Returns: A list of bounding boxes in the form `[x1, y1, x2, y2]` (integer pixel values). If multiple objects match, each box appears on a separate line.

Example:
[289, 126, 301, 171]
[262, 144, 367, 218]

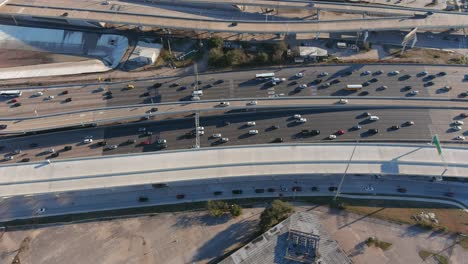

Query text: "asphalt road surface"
[1, 64, 467, 118]
[1, 107, 464, 164]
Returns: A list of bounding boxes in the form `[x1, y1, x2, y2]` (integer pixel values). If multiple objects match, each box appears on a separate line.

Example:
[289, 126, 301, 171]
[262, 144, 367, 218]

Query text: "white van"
[192, 90, 203, 96]
[368, 116, 380, 121]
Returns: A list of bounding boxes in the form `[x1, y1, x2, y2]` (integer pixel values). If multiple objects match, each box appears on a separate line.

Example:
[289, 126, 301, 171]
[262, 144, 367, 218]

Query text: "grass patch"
[365, 237, 393, 251]
[458, 235, 468, 250]
[419, 250, 448, 264]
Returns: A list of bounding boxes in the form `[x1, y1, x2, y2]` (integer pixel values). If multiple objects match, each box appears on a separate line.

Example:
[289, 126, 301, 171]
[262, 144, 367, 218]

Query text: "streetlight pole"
[334, 142, 359, 200]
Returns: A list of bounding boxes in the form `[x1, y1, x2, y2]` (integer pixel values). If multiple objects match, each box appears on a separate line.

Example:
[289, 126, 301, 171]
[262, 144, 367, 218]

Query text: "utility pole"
[195, 112, 200, 148]
[194, 63, 199, 91]
[334, 143, 358, 200]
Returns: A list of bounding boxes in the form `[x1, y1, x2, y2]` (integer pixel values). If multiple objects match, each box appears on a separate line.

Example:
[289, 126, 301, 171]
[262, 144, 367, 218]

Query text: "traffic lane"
[3, 64, 467, 118]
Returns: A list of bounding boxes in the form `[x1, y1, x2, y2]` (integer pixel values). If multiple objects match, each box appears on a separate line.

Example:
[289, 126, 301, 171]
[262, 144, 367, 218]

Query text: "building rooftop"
[220, 211, 351, 264]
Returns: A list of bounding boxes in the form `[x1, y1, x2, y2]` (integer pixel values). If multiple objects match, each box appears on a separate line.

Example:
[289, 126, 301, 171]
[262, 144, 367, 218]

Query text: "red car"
[336, 129, 346, 135]
[142, 139, 151, 145]
[292, 186, 302, 192]
[460, 113, 468, 118]
[9, 99, 18, 103]
[445, 192, 454, 197]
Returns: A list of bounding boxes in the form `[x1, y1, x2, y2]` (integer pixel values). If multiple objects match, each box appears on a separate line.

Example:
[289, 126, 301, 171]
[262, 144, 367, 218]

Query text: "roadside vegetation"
[365, 237, 393, 251]
[207, 200, 242, 218]
[418, 250, 449, 264]
[258, 200, 294, 232]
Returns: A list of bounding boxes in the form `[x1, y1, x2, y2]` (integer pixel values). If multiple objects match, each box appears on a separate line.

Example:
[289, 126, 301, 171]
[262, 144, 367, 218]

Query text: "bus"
[0, 90, 22, 97]
[255, 73, 275, 79]
[344, 84, 363, 91]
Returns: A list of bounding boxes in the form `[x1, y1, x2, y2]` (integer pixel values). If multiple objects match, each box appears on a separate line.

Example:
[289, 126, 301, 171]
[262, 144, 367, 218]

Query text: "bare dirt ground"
[1, 204, 467, 264]
[0, 49, 88, 68]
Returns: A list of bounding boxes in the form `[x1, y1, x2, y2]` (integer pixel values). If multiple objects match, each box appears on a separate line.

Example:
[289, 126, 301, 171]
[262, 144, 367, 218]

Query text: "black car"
[230, 22, 238, 27]
[153, 83, 162, 88]
[437, 71, 447, 76]
[368, 128, 379, 134]
[362, 81, 370, 87]
[142, 92, 150, 97]
[331, 79, 341, 84]
[13, 103, 21, 107]
[104, 91, 112, 96]
[343, 71, 353, 76]
[402, 85, 412, 91]
[369, 78, 378, 83]
[63, 146, 73, 151]
[51, 152, 60, 158]
[363, 112, 371, 117]
[311, 79, 322, 85]
[97, 141, 107, 146]
[144, 131, 153, 136]
[232, 189, 243, 194]
[289, 80, 298, 86]
[214, 80, 224, 85]
[20, 158, 30, 163]
[138, 196, 149, 202]
[150, 107, 158, 112]
[255, 189, 265, 193]
[390, 125, 400, 130]
[65, 97, 72, 102]
[0, 124, 7, 129]
[272, 137, 284, 143]
[197, 80, 202, 85]
[126, 139, 137, 144]
[424, 81, 434, 87]
[310, 129, 320, 136]
[213, 191, 223, 195]
[105, 94, 113, 99]
[328, 186, 338, 192]
[358, 91, 369, 96]
[399, 74, 411, 80]
[397, 187, 407, 193]
[169, 83, 179, 87]
[204, 84, 213, 89]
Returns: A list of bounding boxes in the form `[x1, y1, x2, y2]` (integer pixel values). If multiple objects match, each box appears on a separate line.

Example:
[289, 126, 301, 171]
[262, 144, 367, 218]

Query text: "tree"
[225, 49, 248, 66]
[207, 36, 224, 49]
[230, 204, 242, 217]
[208, 48, 226, 67]
[255, 52, 269, 64]
[207, 200, 229, 217]
[259, 200, 294, 232]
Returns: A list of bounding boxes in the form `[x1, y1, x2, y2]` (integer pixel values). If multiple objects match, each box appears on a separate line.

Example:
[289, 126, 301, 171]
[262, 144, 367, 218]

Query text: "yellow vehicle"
[127, 84, 135, 90]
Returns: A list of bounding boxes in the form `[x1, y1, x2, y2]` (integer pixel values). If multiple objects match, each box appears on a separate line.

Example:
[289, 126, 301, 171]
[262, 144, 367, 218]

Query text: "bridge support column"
[316, 9, 320, 20]
[316, 32, 320, 40]
[363, 30, 369, 43]
[410, 33, 418, 48]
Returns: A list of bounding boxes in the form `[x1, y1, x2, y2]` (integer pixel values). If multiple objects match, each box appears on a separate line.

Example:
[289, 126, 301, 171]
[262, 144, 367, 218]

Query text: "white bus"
[344, 84, 363, 91]
[255, 73, 275, 79]
[0, 90, 22, 97]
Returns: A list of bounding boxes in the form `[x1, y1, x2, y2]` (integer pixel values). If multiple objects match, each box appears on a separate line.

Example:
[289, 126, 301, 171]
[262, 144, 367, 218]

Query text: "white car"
[157, 139, 167, 144]
[247, 121, 256, 126]
[338, 99, 348, 104]
[219, 101, 230, 107]
[36, 208, 46, 214]
[453, 126, 462, 131]
[46, 95, 55, 100]
[319, 72, 329, 77]
[455, 135, 466, 140]
[45, 148, 55, 154]
[33, 92, 44, 97]
[390, 70, 400, 75]
[295, 72, 304, 78]
[410, 90, 419, 95]
[247, 101, 257, 106]
[4, 155, 13, 161]
[405, 121, 415, 126]
[83, 138, 93, 144]
[249, 130, 259, 135]
[191, 96, 201, 101]
[212, 133, 222, 138]
[197, 130, 205, 136]
[362, 70, 371, 75]
[281, 78, 286, 81]
[328, 135, 337, 140]
[364, 185, 375, 191]
[297, 118, 307, 123]
[454, 120, 464, 125]
[220, 137, 229, 143]
[138, 127, 146, 132]
[106, 145, 118, 150]
[299, 84, 307, 89]
[293, 114, 302, 119]
[197, 126, 205, 131]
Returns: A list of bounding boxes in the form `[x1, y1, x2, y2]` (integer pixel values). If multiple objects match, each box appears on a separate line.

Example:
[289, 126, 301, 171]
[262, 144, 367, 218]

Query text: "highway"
[2, 0, 468, 33]
[0, 174, 466, 222]
[0, 108, 465, 164]
[1, 64, 467, 119]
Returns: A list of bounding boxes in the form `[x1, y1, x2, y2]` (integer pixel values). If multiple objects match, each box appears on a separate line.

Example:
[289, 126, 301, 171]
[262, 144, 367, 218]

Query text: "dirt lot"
[0, 49, 88, 68]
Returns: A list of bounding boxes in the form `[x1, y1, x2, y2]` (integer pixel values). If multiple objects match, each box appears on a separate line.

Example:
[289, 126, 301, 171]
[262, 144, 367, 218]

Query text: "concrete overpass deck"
[0, 143, 466, 198]
[2, 0, 468, 33]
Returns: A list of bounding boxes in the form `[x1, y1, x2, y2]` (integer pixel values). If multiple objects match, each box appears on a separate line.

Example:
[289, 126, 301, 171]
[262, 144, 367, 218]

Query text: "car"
[144, 131, 153, 136]
[267, 188, 276, 192]
[378, 85, 388, 90]
[248, 130, 259, 135]
[61, 12, 69, 17]
[138, 127, 146, 132]
[97, 141, 107, 147]
[362, 70, 371, 75]
[219, 101, 230, 107]
[223, 121, 231, 126]
[213, 191, 223, 196]
[65, 97, 72, 102]
[319, 72, 329, 77]
[444, 192, 454, 197]
[45, 148, 55, 154]
[190, 95, 200, 101]
[369, 78, 378, 83]
[293, 114, 302, 119]
[169, 83, 179, 88]
[33, 91, 44, 97]
[343, 71, 353, 76]
[106, 145, 118, 150]
[63, 145, 73, 151]
[157, 139, 167, 145]
[46, 95, 55, 100]
[149, 107, 158, 113]
[0, 124, 7, 129]
[272, 137, 284, 143]
[247, 100, 257, 106]
[50, 152, 59, 158]
[230, 22, 238, 27]
[311, 79, 322, 85]
[362, 112, 371, 117]
[247, 121, 256, 126]
[153, 83, 162, 88]
[232, 190, 243, 195]
[13, 102, 21, 107]
[459, 92, 468, 97]
[292, 186, 302, 192]
[336, 129, 345, 135]
[419, 70, 428, 76]
[270, 125, 280, 130]
[301, 129, 310, 136]
[62, 90, 69, 95]
[142, 92, 150, 97]
[36, 208, 46, 214]
[214, 79, 224, 85]
[322, 82, 331, 88]
[402, 85, 412, 91]
[220, 137, 229, 143]
[362, 81, 370, 87]
[455, 135, 466, 140]
[391, 125, 400, 130]
[310, 129, 320, 135]
[83, 138, 93, 144]
[454, 120, 464, 125]
[126, 139, 136, 144]
[368, 128, 379, 134]
[331, 79, 341, 84]
[364, 185, 374, 192]
[20, 158, 30, 163]
[437, 71, 447, 76]
[4, 155, 13, 161]
[127, 84, 135, 90]
[368, 115, 380, 121]
[404, 121, 415, 126]
[295, 72, 304, 78]
[328, 135, 337, 140]
[297, 118, 307, 123]
[328, 186, 338, 192]
[352, 125, 362, 130]
[255, 189, 265, 193]
[9, 98, 18, 103]
[397, 187, 407, 193]
[197, 126, 205, 131]
[390, 70, 400, 75]
[212, 133, 222, 138]
[299, 84, 307, 89]
[176, 194, 185, 199]
[410, 90, 420, 95]
[138, 196, 149, 202]
[338, 99, 348, 104]
[12, 149, 21, 155]
[443, 85, 452, 91]
[400, 74, 411, 80]
[460, 113, 468, 118]
[204, 84, 213, 89]
[290, 81, 298, 86]
[424, 82, 434, 87]
[453, 126, 462, 131]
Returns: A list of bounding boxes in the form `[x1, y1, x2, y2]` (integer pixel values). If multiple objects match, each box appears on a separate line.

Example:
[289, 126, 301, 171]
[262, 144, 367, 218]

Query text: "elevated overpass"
[1, 0, 468, 33]
[0, 143, 466, 198]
